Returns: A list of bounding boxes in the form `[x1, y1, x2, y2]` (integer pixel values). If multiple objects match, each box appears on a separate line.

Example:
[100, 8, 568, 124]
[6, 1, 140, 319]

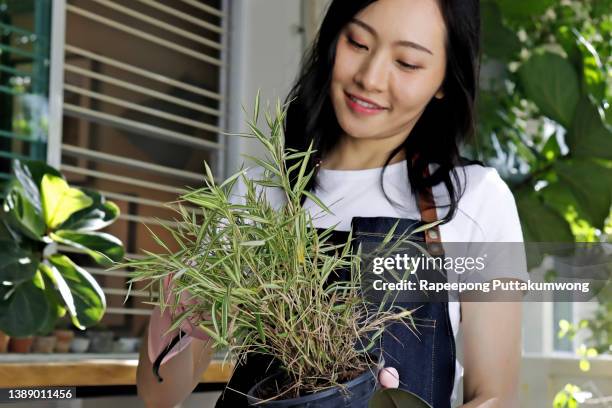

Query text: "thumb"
[378, 366, 400, 388]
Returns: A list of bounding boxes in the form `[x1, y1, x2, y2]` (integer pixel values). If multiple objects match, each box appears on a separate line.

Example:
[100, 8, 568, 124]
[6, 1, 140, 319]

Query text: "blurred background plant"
[475, 0, 611, 405]
[0, 159, 123, 337]
[476, 0, 611, 243]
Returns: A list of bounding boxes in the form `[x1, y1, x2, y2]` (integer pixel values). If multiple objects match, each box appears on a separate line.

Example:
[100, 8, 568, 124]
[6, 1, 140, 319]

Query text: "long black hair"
[284, 0, 483, 223]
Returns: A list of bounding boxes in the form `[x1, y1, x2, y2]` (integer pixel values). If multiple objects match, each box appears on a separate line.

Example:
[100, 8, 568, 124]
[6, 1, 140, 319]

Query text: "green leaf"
[566, 95, 612, 160]
[541, 133, 562, 162]
[0, 217, 19, 242]
[557, 27, 606, 102]
[481, 2, 521, 60]
[58, 188, 120, 232]
[0, 243, 39, 284]
[41, 174, 93, 230]
[12, 159, 42, 213]
[554, 160, 612, 229]
[515, 190, 573, 242]
[0, 270, 50, 337]
[539, 182, 580, 220]
[50, 230, 124, 267]
[556, 26, 583, 69]
[553, 390, 568, 408]
[369, 388, 432, 408]
[495, 0, 555, 22]
[591, 0, 612, 18]
[517, 52, 580, 127]
[15, 159, 64, 190]
[2, 181, 46, 240]
[575, 33, 606, 102]
[36, 273, 67, 335]
[39, 262, 78, 326]
[47, 254, 106, 328]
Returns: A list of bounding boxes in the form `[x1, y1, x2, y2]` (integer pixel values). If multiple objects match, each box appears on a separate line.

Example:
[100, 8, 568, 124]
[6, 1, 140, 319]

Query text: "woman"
[137, 0, 524, 407]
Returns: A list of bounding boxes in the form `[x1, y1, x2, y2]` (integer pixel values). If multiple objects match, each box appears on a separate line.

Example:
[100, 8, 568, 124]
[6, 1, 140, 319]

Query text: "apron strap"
[416, 164, 444, 257]
[417, 162, 460, 321]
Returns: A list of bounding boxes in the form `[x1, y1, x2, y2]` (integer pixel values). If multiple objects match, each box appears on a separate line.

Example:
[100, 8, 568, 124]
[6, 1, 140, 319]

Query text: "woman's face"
[330, 0, 447, 143]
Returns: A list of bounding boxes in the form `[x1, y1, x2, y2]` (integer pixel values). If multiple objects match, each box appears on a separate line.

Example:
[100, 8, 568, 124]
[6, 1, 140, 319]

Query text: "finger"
[378, 366, 400, 388]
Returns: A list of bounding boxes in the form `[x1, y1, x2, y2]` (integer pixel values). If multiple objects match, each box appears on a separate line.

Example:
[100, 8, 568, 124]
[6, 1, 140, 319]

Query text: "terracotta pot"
[9, 337, 34, 353]
[32, 336, 57, 353]
[0, 331, 10, 353]
[70, 337, 90, 353]
[54, 329, 75, 353]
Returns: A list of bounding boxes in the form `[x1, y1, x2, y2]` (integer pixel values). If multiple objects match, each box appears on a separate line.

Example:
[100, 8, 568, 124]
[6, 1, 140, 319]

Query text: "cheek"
[332, 43, 358, 84]
[391, 69, 444, 109]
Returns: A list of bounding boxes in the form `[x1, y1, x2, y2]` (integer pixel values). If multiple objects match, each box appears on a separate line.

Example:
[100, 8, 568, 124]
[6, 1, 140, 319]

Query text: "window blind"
[57, 0, 228, 334]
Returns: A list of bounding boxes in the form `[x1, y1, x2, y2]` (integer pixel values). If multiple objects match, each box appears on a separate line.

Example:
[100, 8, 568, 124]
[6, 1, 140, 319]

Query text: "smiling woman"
[140, 1, 525, 407]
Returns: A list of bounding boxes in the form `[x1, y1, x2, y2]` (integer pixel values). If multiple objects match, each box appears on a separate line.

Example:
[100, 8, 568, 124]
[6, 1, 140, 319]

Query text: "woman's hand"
[378, 366, 400, 388]
[148, 273, 210, 367]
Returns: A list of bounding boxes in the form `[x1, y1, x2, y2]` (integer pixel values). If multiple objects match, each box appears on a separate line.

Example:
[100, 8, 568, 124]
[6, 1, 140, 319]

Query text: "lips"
[344, 91, 388, 115]
[345, 92, 387, 109]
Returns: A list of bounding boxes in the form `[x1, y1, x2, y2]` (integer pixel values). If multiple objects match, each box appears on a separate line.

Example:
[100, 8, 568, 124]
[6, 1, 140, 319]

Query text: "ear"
[434, 87, 444, 99]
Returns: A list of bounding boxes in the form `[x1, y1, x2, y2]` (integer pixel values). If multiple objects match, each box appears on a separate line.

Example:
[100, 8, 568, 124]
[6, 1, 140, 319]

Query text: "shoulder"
[460, 164, 515, 203]
[433, 163, 515, 210]
[436, 164, 523, 242]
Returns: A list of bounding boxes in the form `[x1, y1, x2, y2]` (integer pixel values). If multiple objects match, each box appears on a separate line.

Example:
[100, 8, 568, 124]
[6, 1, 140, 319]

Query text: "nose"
[353, 52, 388, 93]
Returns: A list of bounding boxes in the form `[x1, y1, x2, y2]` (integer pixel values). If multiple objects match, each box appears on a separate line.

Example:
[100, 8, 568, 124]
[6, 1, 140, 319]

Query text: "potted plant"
[0, 330, 9, 353]
[121, 99, 432, 407]
[8, 336, 34, 353]
[0, 160, 123, 339]
[53, 319, 75, 353]
[70, 331, 91, 353]
[113, 336, 140, 353]
[87, 323, 114, 353]
[32, 329, 57, 353]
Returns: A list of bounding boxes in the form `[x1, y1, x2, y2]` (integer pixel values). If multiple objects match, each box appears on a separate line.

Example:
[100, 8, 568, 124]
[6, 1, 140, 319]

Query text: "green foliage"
[0, 160, 122, 336]
[480, 0, 611, 355]
[478, 3, 611, 405]
[517, 52, 580, 127]
[553, 384, 582, 408]
[478, 0, 612, 242]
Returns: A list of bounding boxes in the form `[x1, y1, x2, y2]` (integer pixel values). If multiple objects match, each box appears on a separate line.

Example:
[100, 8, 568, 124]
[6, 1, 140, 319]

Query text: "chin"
[337, 118, 379, 140]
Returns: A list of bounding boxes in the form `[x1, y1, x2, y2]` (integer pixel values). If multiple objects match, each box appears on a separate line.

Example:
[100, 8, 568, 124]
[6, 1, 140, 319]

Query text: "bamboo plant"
[121, 97, 433, 402]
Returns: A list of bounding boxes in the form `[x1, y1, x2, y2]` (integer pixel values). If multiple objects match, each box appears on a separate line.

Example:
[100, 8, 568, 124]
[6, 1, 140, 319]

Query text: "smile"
[344, 92, 388, 115]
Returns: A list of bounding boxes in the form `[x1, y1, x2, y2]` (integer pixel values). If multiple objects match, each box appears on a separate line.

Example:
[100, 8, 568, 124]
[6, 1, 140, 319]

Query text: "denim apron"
[348, 216, 456, 408]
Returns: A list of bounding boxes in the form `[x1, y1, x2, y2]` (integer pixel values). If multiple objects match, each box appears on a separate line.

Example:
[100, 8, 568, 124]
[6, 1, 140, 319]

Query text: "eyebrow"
[349, 18, 434, 56]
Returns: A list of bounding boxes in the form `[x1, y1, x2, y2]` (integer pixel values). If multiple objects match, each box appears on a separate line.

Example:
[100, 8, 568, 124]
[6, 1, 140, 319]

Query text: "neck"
[321, 135, 406, 170]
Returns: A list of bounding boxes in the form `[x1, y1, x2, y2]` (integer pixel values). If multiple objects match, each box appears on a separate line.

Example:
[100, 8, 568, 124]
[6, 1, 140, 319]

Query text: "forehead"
[352, 0, 447, 51]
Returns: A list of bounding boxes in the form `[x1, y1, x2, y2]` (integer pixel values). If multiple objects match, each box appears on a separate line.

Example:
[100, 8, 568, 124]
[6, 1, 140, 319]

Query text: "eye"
[397, 60, 420, 71]
[347, 36, 368, 51]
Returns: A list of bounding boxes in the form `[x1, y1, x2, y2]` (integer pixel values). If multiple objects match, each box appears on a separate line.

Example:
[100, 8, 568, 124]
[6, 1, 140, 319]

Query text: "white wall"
[225, 0, 305, 176]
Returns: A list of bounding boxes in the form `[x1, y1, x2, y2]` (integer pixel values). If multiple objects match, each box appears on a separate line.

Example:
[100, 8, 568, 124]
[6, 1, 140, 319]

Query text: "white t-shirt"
[232, 159, 527, 404]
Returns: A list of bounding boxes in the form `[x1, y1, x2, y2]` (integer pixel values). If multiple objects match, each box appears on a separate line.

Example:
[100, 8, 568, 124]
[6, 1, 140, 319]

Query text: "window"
[0, 0, 51, 189]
